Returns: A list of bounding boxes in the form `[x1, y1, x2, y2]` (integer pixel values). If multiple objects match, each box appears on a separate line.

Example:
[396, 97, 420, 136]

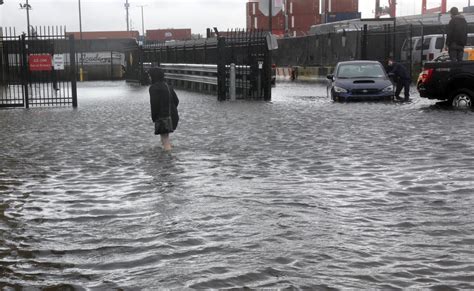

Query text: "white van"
[401, 33, 474, 63]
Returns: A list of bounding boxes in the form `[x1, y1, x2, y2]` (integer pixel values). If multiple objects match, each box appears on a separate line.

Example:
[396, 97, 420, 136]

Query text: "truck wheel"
[450, 89, 473, 109]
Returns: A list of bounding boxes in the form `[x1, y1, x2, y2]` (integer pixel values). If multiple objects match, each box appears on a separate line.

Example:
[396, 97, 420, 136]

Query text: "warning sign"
[53, 54, 65, 70]
[29, 55, 52, 71]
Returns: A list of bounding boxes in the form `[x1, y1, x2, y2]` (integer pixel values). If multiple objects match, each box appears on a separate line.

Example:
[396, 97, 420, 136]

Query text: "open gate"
[127, 29, 274, 101]
[0, 27, 77, 108]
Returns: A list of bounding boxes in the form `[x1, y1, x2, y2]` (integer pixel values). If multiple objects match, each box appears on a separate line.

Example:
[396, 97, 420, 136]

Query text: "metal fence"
[0, 27, 77, 108]
[126, 29, 272, 101]
[274, 21, 474, 75]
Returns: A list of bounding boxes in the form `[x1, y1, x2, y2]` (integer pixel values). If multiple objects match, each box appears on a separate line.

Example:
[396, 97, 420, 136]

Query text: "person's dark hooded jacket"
[388, 62, 411, 81]
[149, 69, 179, 131]
[447, 14, 468, 47]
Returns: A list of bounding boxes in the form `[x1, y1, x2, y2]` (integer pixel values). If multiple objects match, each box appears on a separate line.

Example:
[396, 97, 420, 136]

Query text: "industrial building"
[246, 0, 359, 36]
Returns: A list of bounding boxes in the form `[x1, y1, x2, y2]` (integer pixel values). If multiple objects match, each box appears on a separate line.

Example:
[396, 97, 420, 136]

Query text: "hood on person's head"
[450, 7, 459, 17]
[149, 68, 165, 83]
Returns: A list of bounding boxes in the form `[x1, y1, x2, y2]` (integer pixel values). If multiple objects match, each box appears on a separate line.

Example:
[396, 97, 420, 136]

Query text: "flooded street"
[1, 80, 473, 289]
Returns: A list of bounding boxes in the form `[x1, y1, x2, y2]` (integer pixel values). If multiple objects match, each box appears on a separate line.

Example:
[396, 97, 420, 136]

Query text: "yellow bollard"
[79, 67, 84, 82]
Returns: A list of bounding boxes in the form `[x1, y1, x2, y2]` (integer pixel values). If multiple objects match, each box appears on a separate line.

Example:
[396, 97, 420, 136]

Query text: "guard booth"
[0, 27, 77, 108]
[126, 29, 275, 101]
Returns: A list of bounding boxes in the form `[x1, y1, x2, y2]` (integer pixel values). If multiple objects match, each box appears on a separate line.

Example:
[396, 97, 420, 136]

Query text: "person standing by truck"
[446, 7, 468, 62]
[387, 58, 411, 102]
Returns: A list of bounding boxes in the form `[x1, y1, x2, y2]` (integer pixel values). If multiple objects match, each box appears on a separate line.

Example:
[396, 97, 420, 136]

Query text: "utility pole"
[78, 0, 84, 81]
[269, 0, 272, 33]
[20, 0, 32, 36]
[125, 0, 130, 31]
[26, 0, 30, 36]
[141, 5, 144, 37]
[284, 0, 288, 35]
[137, 5, 146, 41]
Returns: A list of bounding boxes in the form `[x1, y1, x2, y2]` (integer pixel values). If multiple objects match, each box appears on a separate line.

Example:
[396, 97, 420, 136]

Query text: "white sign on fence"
[53, 54, 65, 70]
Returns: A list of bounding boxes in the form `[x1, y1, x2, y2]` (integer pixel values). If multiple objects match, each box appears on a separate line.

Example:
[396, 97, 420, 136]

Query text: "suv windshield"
[337, 63, 386, 79]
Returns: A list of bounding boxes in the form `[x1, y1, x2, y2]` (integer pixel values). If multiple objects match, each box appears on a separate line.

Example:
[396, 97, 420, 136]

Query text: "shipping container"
[68, 31, 139, 40]
[287, 0, 319, 15]
[321, 0, 358, 13]
[324, 12, 361, 23]
[464, 6, 474, 13]
[146, 29, 192, 42]
[247, 0, 321, 36]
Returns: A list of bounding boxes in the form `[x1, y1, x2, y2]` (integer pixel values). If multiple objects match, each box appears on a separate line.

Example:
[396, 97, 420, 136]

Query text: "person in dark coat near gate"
[149, 68, 179, 151]
[446, 7, 468, 62]
[387, 58, 411, 102]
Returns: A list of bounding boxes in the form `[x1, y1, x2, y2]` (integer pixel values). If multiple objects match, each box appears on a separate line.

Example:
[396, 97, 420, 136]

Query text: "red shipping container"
[288, 0, 319, 16]
[146, 29, 192, 42]
[247, 0, 321, 34]
[68, 31, 139, 40]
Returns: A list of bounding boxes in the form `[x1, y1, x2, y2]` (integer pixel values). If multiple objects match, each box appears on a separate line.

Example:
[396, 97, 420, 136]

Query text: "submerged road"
[0, 80, 473, 289]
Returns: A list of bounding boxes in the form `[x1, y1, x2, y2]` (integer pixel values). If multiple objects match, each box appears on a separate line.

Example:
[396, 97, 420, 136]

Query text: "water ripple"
[0, 81, 473, 289]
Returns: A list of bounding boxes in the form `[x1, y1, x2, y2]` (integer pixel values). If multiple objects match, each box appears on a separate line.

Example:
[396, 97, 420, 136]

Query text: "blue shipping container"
[324, 12, 361, 23]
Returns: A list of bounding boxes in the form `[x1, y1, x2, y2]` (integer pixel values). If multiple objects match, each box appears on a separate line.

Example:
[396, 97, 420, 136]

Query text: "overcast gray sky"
[0, 0, 470, 36]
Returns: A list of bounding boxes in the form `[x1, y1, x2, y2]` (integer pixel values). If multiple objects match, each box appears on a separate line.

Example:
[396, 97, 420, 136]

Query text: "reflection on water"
[1, 81, 473, 289]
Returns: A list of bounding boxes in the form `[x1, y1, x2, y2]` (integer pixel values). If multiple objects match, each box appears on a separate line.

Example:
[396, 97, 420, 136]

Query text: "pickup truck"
[417, 61, 474, 108]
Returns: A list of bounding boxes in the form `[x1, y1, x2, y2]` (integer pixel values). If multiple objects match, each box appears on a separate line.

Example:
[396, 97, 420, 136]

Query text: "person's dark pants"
[395, 79, 411, 101]
[449, 44, 464, 61]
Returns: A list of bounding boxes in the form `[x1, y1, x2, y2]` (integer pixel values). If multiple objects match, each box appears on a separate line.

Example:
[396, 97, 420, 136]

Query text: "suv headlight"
[334, 86, 348, 93]
[383, 85, 394, 92]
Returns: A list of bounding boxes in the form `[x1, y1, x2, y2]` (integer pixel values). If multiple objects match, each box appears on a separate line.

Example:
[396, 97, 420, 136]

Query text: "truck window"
[416, 38, 431, 50]
[435, 37, 445, 49]
[401, 40, 409, 51]
[402, 38, 419, 51]
[467, 36, 474, 46]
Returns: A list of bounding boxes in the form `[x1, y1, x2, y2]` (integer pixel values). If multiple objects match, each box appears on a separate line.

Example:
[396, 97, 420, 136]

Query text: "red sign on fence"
[29, 55, 52, 71]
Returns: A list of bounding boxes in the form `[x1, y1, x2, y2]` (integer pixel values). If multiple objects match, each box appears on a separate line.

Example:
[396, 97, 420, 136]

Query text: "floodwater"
[1, 80, 473, 290]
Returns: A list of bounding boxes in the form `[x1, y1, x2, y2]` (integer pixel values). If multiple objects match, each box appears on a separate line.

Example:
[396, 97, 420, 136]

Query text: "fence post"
[420, 23, 424, 65]
[20, 33, 29, 108]
[393, 18, 397, 59]
[217, 36, 226, 101]
[69, 34, 78, 107]
[361, 24, 368, 60]
[409, 24, 413, 79]
[264, 44, 272, 101]
[230, 63, 236, 101]
[110, 51, 114, 80]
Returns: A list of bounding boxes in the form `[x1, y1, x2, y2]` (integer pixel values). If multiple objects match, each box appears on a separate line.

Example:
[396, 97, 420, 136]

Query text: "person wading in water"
[149, 68, 179, 151]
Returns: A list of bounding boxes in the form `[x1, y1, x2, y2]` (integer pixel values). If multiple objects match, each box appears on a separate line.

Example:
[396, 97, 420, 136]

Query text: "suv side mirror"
[327, 74, 334, 80]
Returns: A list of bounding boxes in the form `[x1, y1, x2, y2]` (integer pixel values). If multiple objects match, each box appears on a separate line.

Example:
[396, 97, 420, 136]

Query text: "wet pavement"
[1, 80, 473, 289]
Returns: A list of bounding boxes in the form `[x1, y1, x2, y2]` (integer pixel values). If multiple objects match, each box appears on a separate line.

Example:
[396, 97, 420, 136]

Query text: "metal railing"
[157, 63, 252, 100]
[161, 63, 218, 86]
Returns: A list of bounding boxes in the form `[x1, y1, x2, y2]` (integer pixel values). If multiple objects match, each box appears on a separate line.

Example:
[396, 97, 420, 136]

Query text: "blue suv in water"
[327, 61, 394, 102]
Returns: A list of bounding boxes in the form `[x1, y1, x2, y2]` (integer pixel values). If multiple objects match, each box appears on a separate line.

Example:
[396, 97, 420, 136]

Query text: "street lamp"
[137, 4, 147, 43]
[19, 0, 32, 36]
[125, 0, 130, 31]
